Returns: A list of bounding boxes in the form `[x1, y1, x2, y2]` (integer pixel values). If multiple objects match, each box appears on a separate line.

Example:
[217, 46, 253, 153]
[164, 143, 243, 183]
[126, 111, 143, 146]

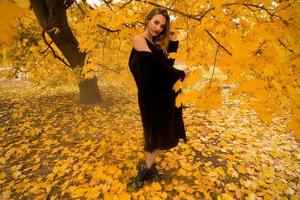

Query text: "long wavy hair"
[144, 8, 170, 53]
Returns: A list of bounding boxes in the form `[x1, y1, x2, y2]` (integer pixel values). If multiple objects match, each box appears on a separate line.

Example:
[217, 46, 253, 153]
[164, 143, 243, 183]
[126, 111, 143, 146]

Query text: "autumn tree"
[72, 0, 299, 138]
[1, 0, 299, 137]
[26, 0, 101, 103]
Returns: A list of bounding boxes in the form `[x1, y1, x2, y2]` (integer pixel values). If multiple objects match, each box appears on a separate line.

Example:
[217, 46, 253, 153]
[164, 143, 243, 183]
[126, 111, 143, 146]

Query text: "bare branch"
[205, 29, 232, 56]
[278, 38, 296, 55]
[224, 2, 289, 23]
[81, 0, 96, 10]
[198, 7, 214, 21]
[103, 0, 113, 11]
[210, 44, 220, 87]
[120, 0, 133, 9]
[23, 15, 39, 23]
[97, 25, 120, 32]
[123, 21, 144, 29]
[42, 29, 71, 67]
[169, 0, 176, 9]
[103, 0, 113, 3]
[98, 63, 120, 74]
[244, 4, 262, 23]
[74, 1, 86, 15]
[17, 18, 27, 31]
[22, 50, 50, 73]
[40, 45, 51, 54]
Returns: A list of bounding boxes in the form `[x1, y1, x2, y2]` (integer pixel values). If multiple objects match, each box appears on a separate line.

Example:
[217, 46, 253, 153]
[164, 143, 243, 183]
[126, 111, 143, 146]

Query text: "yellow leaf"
[226, 183, 238, 191]
[0, 172, 7, 179]
[103, 193, 114, 200]
[117, 192, 131, 200]
[32, 163, 42, 171]
[214, 0, 223, 12]
[84, 71, 95, 79]
[86, 186, 101, 200]
[0, 0, 25, 45]
[218, 193, 234, 200]
[151, 182, 162, 191]
[287, 113, 300, 140]
[173, 79, 183, 92]
[236, 165, 247, 174]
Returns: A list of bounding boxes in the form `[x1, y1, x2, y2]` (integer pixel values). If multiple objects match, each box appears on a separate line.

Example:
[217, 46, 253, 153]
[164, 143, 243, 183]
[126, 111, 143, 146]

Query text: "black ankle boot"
[146, 163, 164, 182]
[128, 161, 149, 190]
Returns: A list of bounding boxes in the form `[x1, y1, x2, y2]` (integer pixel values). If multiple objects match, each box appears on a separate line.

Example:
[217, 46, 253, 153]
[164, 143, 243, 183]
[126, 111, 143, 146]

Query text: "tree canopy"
[0, 0, 299, 138]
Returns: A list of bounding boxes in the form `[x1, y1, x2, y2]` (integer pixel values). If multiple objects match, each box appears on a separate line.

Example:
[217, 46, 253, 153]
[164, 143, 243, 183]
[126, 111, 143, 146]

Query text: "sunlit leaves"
[2, 0, 299, 136]
[1, 83, 300, 199]
[0, 0, 25, 46]
[1, 1, 300, 199]
[82, 63, 97, 79]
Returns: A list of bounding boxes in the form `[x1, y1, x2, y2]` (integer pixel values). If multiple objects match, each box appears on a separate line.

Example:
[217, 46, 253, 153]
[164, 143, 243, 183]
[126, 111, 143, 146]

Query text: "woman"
[128, 7, 188, 189]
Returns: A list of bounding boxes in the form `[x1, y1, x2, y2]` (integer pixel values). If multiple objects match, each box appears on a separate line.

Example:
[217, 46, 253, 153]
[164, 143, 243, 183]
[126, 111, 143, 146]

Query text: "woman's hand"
[170, 30, 177, 41]
[184, 67, 191, 75]
[170, 30, 187, 41]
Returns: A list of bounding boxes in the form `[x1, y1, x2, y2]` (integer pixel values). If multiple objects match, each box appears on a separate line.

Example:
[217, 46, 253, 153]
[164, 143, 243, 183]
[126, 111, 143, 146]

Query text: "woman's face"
[147, 14, 166, 37]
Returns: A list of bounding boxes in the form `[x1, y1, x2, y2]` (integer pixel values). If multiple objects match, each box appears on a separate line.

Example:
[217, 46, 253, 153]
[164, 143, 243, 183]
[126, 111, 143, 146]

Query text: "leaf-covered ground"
[0, 81, 299, 200]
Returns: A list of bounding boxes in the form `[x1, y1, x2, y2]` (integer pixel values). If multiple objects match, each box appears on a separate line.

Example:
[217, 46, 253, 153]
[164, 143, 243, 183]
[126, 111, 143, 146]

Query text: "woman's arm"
[168, 40, 179, 53]
[168, 30, 179, 53]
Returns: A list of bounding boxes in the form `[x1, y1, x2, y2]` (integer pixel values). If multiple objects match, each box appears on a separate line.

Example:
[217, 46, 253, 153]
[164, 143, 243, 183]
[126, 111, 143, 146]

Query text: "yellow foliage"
[218, 193, 234, 200]
[1, 83, 300, 199]
[173, 79, 184, 93]
[1, 0, 300, 198]
[288, 112, 300, 140]
[194, 81, 222, 111]
[0, 0, 25, 45]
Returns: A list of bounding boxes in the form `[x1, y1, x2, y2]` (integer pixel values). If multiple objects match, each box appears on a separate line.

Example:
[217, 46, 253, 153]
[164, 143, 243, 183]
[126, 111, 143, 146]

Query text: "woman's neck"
[142, 31, 154, 43]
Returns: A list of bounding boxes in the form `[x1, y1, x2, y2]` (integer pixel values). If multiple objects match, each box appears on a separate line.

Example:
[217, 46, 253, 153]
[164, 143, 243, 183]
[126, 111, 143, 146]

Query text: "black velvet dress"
[128, 38, 187, 153]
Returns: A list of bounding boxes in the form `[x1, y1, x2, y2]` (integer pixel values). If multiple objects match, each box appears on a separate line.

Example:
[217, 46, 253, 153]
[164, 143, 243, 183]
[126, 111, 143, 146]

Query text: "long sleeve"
[167, 40, 179, 53]
[167, 40, 184, 83]
[135, 51, 184, 94]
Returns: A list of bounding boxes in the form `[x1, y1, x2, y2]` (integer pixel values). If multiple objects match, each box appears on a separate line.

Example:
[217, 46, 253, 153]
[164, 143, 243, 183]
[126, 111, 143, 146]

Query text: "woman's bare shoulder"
[133, 34, 151, 52]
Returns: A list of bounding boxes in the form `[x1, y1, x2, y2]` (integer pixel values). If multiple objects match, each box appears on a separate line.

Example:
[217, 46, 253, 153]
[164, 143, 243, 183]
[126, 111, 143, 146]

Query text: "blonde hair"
[144, 8, 170, 53]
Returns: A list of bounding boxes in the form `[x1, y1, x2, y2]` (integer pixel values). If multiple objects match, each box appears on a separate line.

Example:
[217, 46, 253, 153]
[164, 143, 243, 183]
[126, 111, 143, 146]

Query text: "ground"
[0, 80, 299, 199]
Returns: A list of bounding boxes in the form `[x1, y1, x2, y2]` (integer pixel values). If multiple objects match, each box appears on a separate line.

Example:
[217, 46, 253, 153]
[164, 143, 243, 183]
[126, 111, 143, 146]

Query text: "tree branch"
[22, 50, 51, 73]
[134, 0, 212, 22]
[210, 44, 219, 87]
[97, 24, 120, 32]
[74, 1, 86, 15]
[103, 0, 113, 11]
[17, 18, 28, 32]
[42, 29, 71, 67]
[278, 38, 296, 55]
[205, 29, 232, 56]
[120, 0, 133, 9]
[81, 0, 96, 10]
[98, 63, 120, 74]
[169, 0, 176, 9]
[125, 0, 231, 56]
[224, 2, 289, 23]
[103, 0, 113, 3]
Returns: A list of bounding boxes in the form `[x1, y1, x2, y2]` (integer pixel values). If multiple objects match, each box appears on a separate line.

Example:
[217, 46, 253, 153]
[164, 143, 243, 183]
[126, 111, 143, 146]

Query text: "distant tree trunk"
[29, 0, 101, 104]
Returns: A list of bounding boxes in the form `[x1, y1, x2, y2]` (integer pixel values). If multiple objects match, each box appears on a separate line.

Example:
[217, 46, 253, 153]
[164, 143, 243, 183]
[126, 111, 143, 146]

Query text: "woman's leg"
[128, 149, 161, 189]
[145, 149, 160, 168]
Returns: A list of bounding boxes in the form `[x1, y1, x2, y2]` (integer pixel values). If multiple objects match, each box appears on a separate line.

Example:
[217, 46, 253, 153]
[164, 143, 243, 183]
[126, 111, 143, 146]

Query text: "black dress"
[128, 38, 187, 153]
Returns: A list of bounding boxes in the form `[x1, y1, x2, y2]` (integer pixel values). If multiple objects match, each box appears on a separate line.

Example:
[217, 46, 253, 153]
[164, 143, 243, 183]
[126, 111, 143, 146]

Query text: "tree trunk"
[29, 0, 101, 104]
